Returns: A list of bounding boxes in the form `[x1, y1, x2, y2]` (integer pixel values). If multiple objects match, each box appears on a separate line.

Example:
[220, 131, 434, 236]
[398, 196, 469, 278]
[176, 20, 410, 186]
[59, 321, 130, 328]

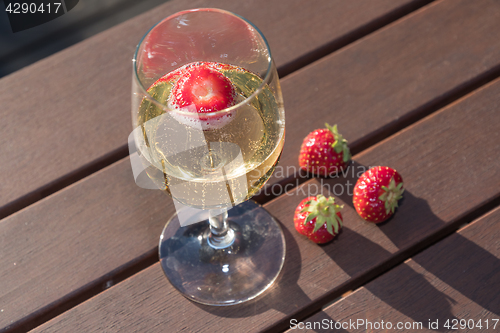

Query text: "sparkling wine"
[135, 62, 284, 209]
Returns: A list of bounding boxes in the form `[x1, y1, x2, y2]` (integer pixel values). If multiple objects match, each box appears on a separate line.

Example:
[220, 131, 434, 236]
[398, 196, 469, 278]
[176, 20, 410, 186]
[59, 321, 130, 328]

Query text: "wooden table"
[1, 0, 499, 332]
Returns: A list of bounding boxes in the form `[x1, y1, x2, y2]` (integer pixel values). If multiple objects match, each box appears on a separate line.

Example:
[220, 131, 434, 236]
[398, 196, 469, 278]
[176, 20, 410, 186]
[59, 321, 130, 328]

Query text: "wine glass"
[131, 8, 285, 306]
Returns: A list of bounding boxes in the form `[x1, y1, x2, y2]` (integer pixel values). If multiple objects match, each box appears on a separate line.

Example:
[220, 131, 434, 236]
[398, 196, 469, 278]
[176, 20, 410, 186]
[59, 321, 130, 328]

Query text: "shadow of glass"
[321, 227, 457, 332]
[318, 161, 500, 328]
[190, 215, 342, 330]
[188, 160, 499, 330]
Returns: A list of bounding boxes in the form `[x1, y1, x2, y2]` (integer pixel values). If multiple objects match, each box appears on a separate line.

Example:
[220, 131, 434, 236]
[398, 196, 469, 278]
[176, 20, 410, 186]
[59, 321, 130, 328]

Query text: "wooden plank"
[0, 0, 169, 77]
[0, 161, 171, 332]
[260, 0, 500, 197]
[26, 54, 500, 332]
[291, 207, 500, 333]
[3, 0, 500, 330]
[0, 0, 429, 220]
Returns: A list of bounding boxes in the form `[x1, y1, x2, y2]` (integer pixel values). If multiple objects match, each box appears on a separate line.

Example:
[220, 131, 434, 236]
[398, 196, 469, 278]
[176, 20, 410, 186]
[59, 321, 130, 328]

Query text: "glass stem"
[208, 210, 235, 249]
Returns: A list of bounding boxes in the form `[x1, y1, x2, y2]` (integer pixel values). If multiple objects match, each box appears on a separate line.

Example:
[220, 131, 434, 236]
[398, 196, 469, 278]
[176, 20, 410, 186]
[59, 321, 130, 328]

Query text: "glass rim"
[132, 8, 274, 116]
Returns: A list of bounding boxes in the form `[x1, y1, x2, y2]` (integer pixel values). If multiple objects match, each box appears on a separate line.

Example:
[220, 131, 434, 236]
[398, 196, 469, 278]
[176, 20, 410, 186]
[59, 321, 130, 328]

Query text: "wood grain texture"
[0, 0, 169, 76]
[0, 161, 171, 332]
[3, 0, 500, 330]
[262, 0, 500, 195]
[0, 0, 428, 220]
[27, 57, 500, 332]
[293, 207, 500, 333]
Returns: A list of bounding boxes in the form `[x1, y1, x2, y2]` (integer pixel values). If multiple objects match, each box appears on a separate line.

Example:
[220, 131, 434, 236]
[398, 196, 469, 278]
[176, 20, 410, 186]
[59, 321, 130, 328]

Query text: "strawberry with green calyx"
[353, 166, 404, 223]
[327, 123, 351, 161]
[298, 123, 351, 177]
[294, 195, 343, 244]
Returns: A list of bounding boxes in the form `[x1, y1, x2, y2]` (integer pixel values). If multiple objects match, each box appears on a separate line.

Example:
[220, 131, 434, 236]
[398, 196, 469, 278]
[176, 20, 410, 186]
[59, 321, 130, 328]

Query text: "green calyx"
[379, 177, 405, 215]
[301, 195, 343, 235]
[326, 123, 351, 163]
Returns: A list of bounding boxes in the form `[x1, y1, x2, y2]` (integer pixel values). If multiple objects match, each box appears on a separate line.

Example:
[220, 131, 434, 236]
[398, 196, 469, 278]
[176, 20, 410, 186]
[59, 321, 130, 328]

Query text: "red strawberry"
[294, 195, 343, 244]
[170, 64, 235, 113]
[167, 62, 236, 130]
[353, 166, 404, 223]
[298, 123, 351, 177]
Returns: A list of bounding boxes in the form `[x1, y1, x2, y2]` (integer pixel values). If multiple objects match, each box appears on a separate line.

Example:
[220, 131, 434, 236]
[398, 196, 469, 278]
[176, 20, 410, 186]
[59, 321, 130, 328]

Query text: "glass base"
[159, 200, 286, 306]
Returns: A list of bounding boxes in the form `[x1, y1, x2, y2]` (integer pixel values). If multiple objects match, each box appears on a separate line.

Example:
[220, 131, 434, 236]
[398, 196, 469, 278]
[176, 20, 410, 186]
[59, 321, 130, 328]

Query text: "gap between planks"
[17, 154, 500, 333]
[272, 196, 500, 333]
[5, 56, 500, 224]
[0, 0, 168, 77]
[13, 93, 500, 332]
[0, 0, 436, 223]
[6, 0, 500, 331]
[251, 61, 500, 205]
[25, 71, 500, 332]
